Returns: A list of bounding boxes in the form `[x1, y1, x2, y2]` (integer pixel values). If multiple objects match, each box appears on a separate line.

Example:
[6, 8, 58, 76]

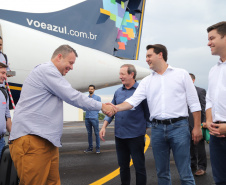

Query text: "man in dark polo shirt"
[100, 64, 150, 185]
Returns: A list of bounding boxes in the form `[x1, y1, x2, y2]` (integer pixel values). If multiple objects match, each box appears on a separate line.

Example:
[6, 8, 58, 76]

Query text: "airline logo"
[100, 0, 139, 51]
[0, 0, 145, 60]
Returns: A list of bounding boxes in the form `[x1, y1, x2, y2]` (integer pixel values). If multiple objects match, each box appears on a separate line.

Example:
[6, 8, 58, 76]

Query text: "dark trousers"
[115, 135, 146, 185]
[190, 137, 207, 171]
[210, 135, 226, 184]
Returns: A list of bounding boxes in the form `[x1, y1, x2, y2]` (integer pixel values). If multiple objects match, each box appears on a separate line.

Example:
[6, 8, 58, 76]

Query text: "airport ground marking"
[89, 134, 150, 185]
[8, 85, 22, 91]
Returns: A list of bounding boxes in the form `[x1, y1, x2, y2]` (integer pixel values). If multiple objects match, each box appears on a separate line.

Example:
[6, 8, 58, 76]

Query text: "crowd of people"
[0, 21, 226, 185]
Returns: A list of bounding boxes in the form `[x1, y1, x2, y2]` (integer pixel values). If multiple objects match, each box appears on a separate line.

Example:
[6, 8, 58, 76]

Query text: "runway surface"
[59, 121, 214, 185]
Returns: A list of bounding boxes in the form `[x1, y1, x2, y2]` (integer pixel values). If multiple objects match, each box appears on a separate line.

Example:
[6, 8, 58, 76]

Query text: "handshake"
[101, 103, 118, 117]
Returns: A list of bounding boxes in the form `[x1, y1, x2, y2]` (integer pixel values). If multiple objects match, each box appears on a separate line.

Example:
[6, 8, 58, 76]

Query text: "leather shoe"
[195, 169, 206, 176]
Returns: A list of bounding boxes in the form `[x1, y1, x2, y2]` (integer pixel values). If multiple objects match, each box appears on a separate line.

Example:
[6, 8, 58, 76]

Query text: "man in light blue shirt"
[84, 85, 101, 154]
[0, 61, 11, 160]
[9, 45, 116, 185]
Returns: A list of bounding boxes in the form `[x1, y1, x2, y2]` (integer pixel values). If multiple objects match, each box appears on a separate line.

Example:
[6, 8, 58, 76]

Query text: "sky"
[94, 0, 226, 102]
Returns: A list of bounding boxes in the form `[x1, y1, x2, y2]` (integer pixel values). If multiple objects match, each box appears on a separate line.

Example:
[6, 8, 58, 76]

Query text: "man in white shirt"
[113, 44, 202, 185]
[205, 21, 226, 185]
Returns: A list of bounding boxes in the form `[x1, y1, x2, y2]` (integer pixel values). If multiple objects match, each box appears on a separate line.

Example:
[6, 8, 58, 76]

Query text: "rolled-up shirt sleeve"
[205, 87, 212, 110]
[184, 72, 201, 113]
[125, 78, 147, 108]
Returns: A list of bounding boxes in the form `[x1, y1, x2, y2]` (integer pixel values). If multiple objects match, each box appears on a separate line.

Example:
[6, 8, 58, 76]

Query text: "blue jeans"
[0, 137, 5, 160]
[85, 118, 100, 149]
[115, 136, 146, 185]
[209, 135, 226, 185]
[151, 119, 195, 185]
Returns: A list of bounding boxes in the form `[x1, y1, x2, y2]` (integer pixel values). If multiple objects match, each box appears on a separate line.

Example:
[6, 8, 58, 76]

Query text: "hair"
[120, 64, 137, 79]
[89, 85, 95, 89]
[207, 21, 226, 38]
[189, 73, 195, 80]
[146, 44, 168, 62]
[51, 45, 78, 59]
[0, 63, 7, 68]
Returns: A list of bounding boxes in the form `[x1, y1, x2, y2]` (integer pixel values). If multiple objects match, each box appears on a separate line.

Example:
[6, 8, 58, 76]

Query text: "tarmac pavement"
[60, 121, 215, 185]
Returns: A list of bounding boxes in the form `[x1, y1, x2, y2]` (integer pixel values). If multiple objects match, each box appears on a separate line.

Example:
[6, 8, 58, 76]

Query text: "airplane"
[0, 0, 150, 120]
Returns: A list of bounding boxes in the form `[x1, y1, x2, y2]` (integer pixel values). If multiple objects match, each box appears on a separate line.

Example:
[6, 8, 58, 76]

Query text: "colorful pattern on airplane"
[100, 0, 139, 50]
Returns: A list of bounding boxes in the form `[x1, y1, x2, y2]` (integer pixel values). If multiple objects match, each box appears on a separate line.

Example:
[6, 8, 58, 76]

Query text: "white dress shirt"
[126, 65, 201, 121]
[206, 60, 226, 122]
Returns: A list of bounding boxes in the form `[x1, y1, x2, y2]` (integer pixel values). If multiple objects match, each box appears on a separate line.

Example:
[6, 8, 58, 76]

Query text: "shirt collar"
[152, 64, 174, 75]
[217, 59, 226, 65]
[89, 93, 95, 98]
[122, 81, 138, 90]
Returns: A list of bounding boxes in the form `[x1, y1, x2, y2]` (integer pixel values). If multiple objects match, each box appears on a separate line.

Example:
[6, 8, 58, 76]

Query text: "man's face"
[119, 67, 134, 86]
[146, 48, 161, 71]
[88, 87, 95, 95]
[57, 52, 76, 76]
[208, 29, 226, 56]
[0, 39, 2, 51]
[0, 67, 7, 84]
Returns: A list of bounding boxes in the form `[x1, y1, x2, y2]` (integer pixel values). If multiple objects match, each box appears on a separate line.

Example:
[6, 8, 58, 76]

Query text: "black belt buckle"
[161, 119, 171, 125]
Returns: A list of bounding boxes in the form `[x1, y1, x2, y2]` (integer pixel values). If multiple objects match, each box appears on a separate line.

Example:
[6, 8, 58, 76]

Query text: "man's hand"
[101, 103, 117, 117]
[99, 127, 106, 141]
[192, 126, 203, 145]
[192, 111, 202, 144]
[202, 122, 207, 128]
[99, 120, 109, 142]
[209, 123, 226, 137]
[206, 121, 225, 137]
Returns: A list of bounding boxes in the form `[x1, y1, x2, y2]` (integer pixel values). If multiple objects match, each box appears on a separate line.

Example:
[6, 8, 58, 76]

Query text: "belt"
[152, 117, 187, 125]
[0, 134, 4, 140]
[214, 121, 226, 124]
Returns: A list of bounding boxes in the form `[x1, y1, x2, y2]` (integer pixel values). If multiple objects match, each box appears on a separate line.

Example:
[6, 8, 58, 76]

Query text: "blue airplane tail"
[0, 0, 146, 60]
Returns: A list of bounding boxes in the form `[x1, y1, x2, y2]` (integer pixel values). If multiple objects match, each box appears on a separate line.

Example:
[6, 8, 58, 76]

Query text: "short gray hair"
[51, 45, 78, 59]
[120, 64, 137, 79]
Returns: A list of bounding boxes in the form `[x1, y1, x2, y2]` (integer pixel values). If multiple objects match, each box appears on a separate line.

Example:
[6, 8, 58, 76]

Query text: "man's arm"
[6, 117, 12, 132]
[115, 102, 133, 112]
[205, 108, 213, 131]
[99, 120, 109, 142]
[192, 111, 203, 145]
